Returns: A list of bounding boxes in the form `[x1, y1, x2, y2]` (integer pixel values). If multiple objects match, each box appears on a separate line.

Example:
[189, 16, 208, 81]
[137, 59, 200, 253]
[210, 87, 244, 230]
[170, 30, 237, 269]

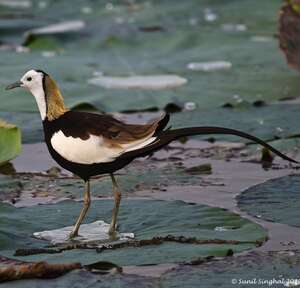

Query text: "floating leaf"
[88, 75, 188, 90]
[24, 36, 61, 51]
[0, 199, 266, 266]
[24, 20, 86, 37]
[0, 119, 21, 166]
[238, 175, 300, 227]
[3, 251, 300, 287]
[0, 161, 203, 206]
[161, 251, 300, 287]
[0, 174, 22, 202]
[1, 1, 300, 118]
[0, 269, 156, 288]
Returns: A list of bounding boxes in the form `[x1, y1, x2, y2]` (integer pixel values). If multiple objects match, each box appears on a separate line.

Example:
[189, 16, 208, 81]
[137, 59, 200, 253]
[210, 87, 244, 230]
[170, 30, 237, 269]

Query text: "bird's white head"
[6, 69, 46, 119]
[20, 69, 44, 91]
[6, 69, 67, 121]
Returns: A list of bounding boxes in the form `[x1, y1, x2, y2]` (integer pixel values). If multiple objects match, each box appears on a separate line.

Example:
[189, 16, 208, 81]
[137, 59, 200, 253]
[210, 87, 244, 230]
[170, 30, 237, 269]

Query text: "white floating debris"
[88, 75, 188, 90]
[214, 226, 229, 232]
[128, 17, 136, 24]
[33, 220, 134, 245]
[189, 17, 199, 26]
[93, 70, 104, 77]
[105, 2, 114, 10]
[0, 0, 31, 8]
[115, 17, 125, 25]
[187, 61, 232, 72]
[222, 23, 247, 32]
[25, 20, 86, 37]
[38, 1, 47, 9]
[41, 51, 56, 58]
[276, 127, 284, 133]
[0, 44, 29, 53]
[251, 36, 273, 43]
[81, 6, 92, 14]
[16, 46, 30, 53]
[233, 94, 241, 101]
[258, 119, 264, 125]
[184, 102, 196, 111]
[204, 9, 217, 22]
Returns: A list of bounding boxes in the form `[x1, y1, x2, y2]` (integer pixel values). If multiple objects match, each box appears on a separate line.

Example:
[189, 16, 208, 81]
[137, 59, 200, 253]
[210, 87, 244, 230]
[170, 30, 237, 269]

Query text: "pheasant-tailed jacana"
[6, 69, 298, 239]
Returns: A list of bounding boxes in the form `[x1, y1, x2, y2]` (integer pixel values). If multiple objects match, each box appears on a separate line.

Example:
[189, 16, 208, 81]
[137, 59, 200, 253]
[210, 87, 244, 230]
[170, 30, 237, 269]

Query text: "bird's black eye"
[27, 77, 32, 81]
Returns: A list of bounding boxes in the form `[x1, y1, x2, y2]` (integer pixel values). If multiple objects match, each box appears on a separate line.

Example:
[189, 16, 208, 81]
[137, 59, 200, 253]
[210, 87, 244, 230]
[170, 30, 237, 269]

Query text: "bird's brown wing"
[104, 114, 169, 144]
[54, 111, 170, 145]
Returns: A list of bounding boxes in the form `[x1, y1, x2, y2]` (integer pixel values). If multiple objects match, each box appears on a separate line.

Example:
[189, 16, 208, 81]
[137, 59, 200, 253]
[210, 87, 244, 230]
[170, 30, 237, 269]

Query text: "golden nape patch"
[45, 76, 68, 121]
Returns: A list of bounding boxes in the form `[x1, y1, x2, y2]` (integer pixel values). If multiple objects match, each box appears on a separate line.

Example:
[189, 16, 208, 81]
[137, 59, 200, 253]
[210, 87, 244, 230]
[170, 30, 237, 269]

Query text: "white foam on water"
[33, 220, 134, 245]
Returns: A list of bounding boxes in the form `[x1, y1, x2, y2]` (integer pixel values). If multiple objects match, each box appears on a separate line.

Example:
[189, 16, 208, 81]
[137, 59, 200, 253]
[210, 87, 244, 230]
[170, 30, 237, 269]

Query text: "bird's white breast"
[50, 130, 156, 165]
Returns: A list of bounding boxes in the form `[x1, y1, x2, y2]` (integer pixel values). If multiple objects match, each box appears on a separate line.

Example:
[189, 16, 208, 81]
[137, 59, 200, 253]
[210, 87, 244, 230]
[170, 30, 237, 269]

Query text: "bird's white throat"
[29, 85, 47, 120]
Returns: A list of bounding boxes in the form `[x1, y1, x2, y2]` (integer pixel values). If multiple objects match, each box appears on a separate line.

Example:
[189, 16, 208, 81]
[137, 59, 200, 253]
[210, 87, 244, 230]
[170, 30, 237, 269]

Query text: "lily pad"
[0, 161, 204, 205]
[0, 269, 157, 288]
[88, 75, 188, 90]
[0, 119, 21, 165]
[23, 20, 86, 50]
[24, 36, 61, 51]
[1, 0, 299, 118]
[34, 220, 134, 245]
[25, 20, 86, 37]
[0, 0, 299, 154]
[170, 103, 300, 144]
[238, 175, 300, 227]
[3, 251, 300, 287]
[161, 251, 300, 288]
[0, 0, 31, 9]
[0, 112, 42, 144]
[0, 199, 267, 266]
[0, 174, 22, 202]
[3, 102, 300, 147]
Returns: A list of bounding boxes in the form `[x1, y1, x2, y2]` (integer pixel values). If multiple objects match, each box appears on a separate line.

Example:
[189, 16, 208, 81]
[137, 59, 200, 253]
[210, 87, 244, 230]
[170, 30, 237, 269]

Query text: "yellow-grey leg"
[69, 181, 91, 239]
[108, 174, 122, 236]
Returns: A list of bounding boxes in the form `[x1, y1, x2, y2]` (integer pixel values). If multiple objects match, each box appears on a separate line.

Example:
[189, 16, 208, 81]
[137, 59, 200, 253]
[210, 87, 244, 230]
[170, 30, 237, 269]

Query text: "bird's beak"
[5, 81, 23, 90]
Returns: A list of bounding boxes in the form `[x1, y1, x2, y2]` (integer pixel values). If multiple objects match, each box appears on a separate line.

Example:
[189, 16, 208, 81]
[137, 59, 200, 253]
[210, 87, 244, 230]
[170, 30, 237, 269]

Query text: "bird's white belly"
[50, 130, 156, 165]
[51, 131, 123, 164]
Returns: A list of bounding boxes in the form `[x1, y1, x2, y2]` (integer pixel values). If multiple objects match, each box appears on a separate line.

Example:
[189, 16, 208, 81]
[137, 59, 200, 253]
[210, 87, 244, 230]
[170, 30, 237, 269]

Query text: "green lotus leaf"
[0, 199, 267, 266]
[0, 119, 21, 166]
[238, 175, 300, 227]
[161, 251, 300, 288]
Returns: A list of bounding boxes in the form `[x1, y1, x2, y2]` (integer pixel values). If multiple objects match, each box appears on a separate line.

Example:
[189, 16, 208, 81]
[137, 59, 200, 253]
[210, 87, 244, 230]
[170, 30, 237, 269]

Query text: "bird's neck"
[45, 81, 68, 121]
[30, 85, 47, 120]
[31, 76, 68, 121]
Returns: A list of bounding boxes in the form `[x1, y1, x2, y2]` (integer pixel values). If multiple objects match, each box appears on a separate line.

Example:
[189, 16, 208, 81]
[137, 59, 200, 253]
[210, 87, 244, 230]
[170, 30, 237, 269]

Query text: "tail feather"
[121, 126, 299, 164]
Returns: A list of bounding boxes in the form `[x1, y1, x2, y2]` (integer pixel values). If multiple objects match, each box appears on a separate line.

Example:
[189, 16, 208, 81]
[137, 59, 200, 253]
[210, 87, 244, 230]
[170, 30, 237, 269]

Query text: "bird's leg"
[108, 174, 122, 236]
[69, 181, 91, 239]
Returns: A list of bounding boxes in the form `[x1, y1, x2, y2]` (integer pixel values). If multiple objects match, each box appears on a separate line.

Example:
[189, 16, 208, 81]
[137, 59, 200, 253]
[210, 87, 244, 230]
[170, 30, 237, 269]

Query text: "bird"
[5, 69, 298, 239]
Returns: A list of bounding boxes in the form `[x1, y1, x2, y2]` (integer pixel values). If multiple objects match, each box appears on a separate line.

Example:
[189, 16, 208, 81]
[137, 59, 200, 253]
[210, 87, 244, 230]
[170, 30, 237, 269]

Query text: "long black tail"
[121, 126, 299, 163]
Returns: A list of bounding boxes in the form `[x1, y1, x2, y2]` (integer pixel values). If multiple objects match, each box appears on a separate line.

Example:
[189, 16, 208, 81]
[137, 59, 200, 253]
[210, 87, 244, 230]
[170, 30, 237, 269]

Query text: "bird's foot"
[108, 226, 118, 240]
[69, 230, 78, 240]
